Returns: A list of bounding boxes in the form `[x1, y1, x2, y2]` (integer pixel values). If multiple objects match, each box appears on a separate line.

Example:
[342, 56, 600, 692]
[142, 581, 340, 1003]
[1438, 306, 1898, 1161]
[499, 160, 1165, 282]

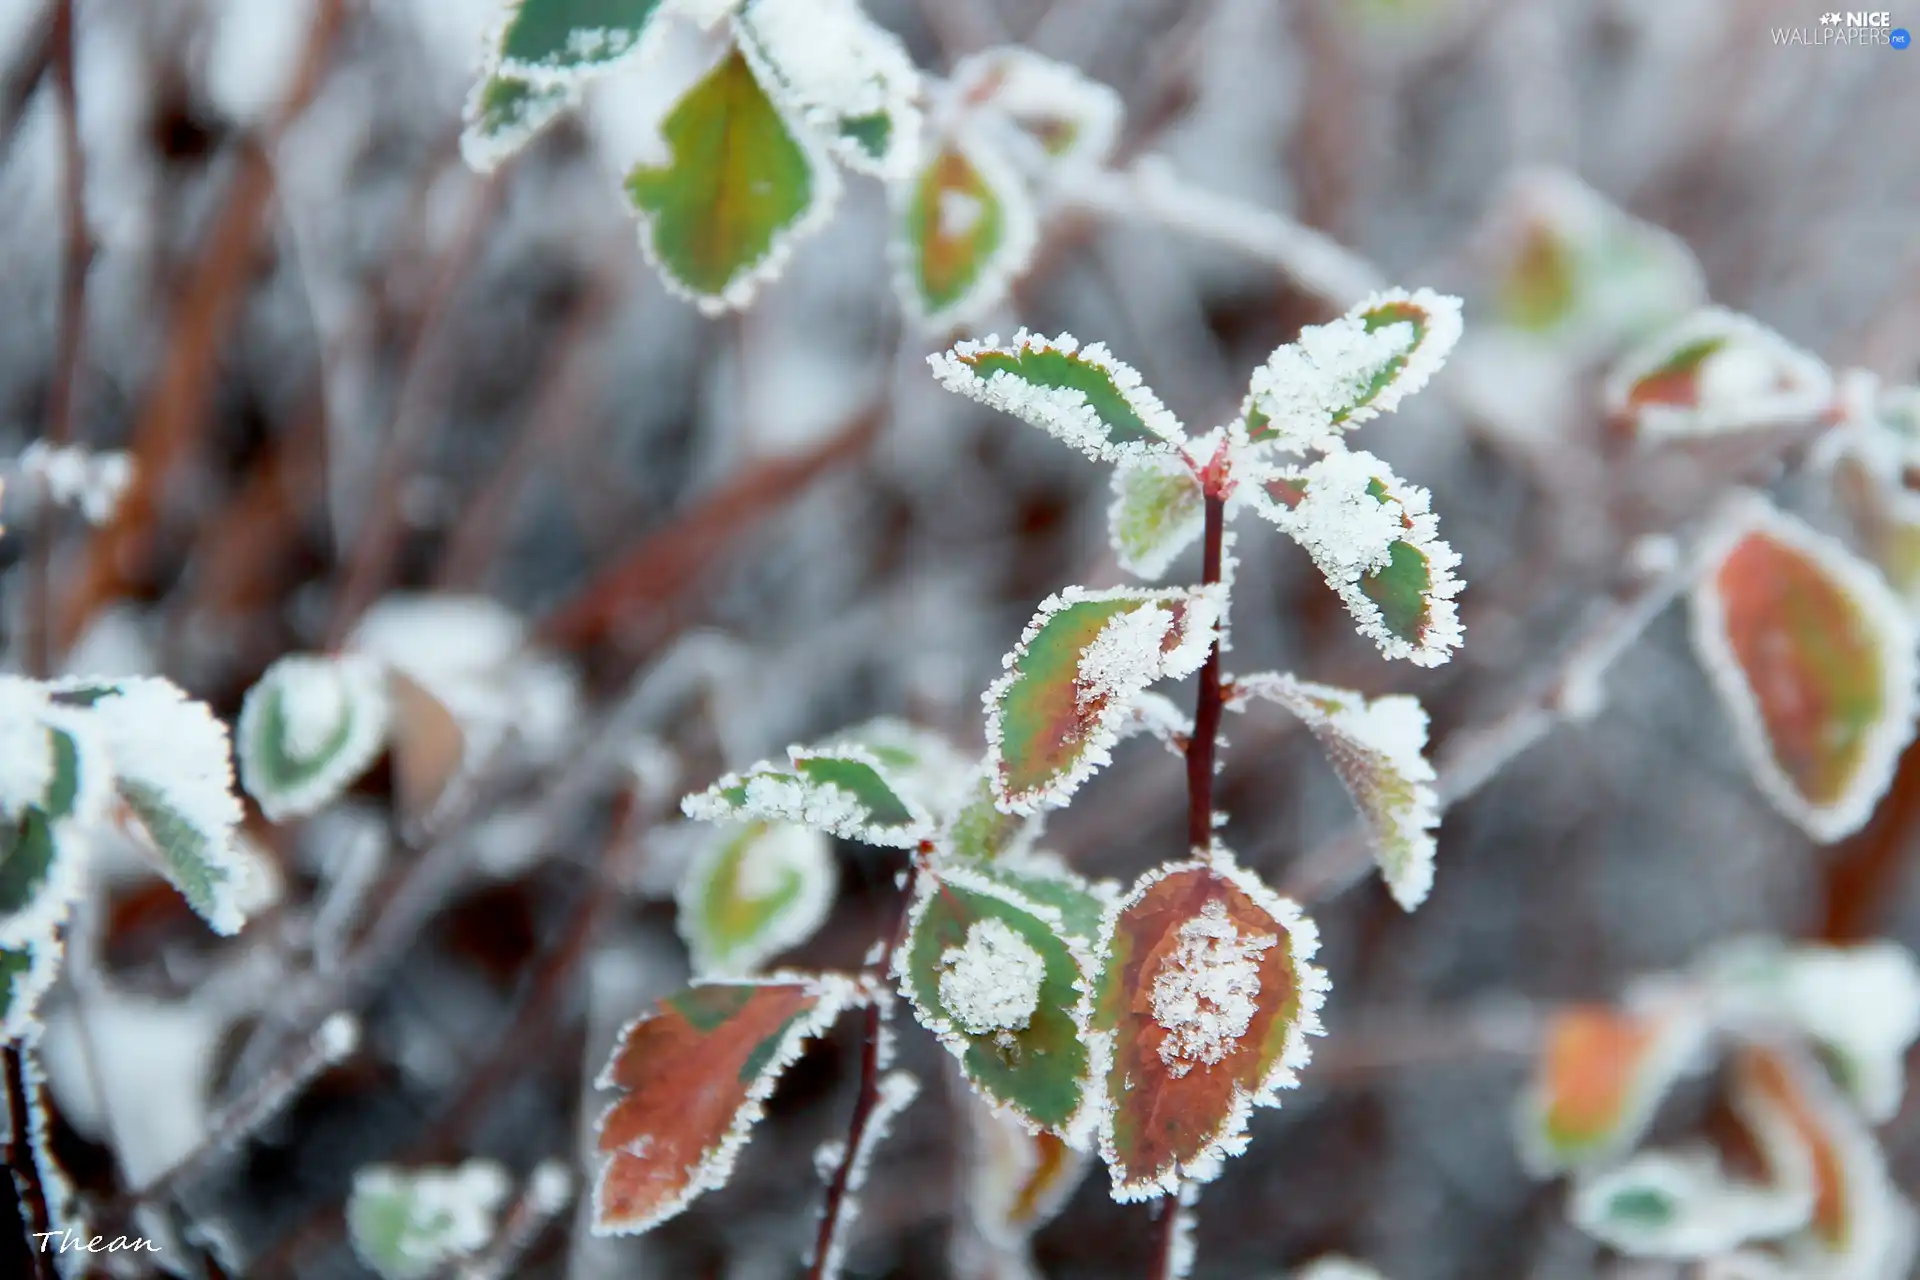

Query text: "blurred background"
[1, 0, 1918, 1276]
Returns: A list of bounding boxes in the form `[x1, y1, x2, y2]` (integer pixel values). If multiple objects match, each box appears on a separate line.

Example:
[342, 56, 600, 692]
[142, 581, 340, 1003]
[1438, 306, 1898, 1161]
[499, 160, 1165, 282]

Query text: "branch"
[3, 1045, 53, 1280]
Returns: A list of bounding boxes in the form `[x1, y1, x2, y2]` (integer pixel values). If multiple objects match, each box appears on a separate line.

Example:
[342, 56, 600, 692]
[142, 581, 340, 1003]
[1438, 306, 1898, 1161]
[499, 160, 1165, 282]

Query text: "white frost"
[0, 677, 54, 818]
[15, 442, 134, 524]
[1606, 307, 1834, 439]
[235, 653, 392, 823]
[892, 128, 1039, 330]
[1568, 1148, 1812, 1260]
[675, 821, 838, 977]
[1150, 900, 1277, 1078]
[948, 46, 1123, 173]
[938, 918, 1046, 1037]
[348, 1160, 511, 1280]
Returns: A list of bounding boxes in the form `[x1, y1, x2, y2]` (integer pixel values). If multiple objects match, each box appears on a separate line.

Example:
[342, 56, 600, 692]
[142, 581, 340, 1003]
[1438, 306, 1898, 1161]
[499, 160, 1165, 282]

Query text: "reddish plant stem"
[808, 852, 923, 1280]
[3, 1045, 52, 1280]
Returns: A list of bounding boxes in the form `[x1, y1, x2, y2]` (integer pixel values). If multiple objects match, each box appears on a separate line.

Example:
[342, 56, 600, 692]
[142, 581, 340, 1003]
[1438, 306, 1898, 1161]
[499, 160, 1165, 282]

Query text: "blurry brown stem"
[3, 1045, 53, 1280]
[809, 855, 921, 1280]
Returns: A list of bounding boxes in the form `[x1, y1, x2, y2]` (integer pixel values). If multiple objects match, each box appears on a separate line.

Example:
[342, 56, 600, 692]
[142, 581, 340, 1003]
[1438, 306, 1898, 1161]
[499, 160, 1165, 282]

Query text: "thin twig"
[1184, 493, 1227, 855]
[809, 856, 921, 1280]
[24, 0, 89, 678]
[3, 1045, 54, 1280]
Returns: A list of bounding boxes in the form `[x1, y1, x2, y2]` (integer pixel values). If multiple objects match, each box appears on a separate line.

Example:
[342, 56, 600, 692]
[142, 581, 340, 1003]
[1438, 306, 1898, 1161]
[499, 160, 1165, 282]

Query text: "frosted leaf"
[733, 0, 923, 180]
[492, 0, 673, 86]
[929, 331, 1187, 464]
[1605, 307, 1833, 439]
[1698, 937, 1920, 1124]
[593, 974, 863, 1233]
[812, 1068, 919, 1279]
[938, 918, 1047, 1037]
[1237, 288, 1463, 455]
[897, 865, 1096, 1139]
[1515, 998, 1711, 1176]
[1295, 1258, 1389, 1280]
[0, 678, 55, 819]
[1114, 690, 1192, 754]
[1688, 494, 1918, 842]
[1226, 673, 1439, 910]
[1250, 452, 1465, 666]
[15, 443, 133, 524]
[347, 1160, 511, 1280]
[0, 809, 82, 952]
[984, 586, 1221, 814]
[0, 941, 60, 1039]
[624, 47, 842, 315]
[1569, 1148, 1813, 1260]
[958, 852, 1116, 948]
[685, 740, 934, 848]
[236, 654, 392, 823]
[60, 677, 251, 936]
[960, 1088, 1089, 1250]
[1108, 452, 1205, 580]
[1084, 851, 1327, 1201]
[675, 821, 838, 977]
[460, 68, 577, 172]
[1731, 1044, 1915, 1278]
[1480, 168, 1706, 350]
[829, 718, 977, 822]
[347, 594, 528, 676]
[948, 46, 1122, 171]
[943, 768, 1046, 863]
[1150, 900, 1277, 1079]
[892, 129, 1038, 330]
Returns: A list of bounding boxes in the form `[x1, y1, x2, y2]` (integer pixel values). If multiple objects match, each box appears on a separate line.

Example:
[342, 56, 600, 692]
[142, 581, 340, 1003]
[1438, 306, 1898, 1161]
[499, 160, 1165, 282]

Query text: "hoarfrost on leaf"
[0, 678, 55, 819]
[236, 653, 392, 823]
[1108, 453, 1205, 580]
[347, 1160, 511, 1280]
[948, 46, 1123, 172]
[893, 129, 1038, 330]
[684, 740, 933, 847]
[675, 821, 838, 977]
[1568, 1148, 1813, 1260]
[929, 330, 1187, 464]
[460, 69, 578, 172]
[1606, 307, 1833, 439]
[1149, 900, 1277, 1079]
[938, 917, 1047, 1037]
[493, 0, 673, 85]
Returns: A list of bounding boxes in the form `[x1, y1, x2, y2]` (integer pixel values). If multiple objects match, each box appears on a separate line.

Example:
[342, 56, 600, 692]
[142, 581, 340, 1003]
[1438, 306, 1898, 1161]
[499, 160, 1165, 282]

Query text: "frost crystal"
[1151, 901, 1278, 1078]
[1077, 606, 1174, 712]
[1279, 451, 1406, 580]
[939, 918, 1046, 1037]
[0, 678, 54, 818]
[734, 0, 922, 179]
[16, 442, 134, 524]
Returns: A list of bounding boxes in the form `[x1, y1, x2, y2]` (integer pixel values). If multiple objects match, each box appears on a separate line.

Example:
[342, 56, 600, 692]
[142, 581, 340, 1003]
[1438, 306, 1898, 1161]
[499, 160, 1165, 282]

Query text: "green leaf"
[0, 941, 56, 1040]
[236, 654, 391, 823]
[894, 134, 1037, 329]
[943, 772, 1044, 863]
[684, 739, 934, 849]
[1689, 495, 1918, 842]
[1108, 453, 1205, 580]
[962, 854, 1114, 946]
[0, 811, 58, 923]
[733, 0, 922, 180]
[1605, 307, 1833, 438]
[460, 70, 577, 173]
[593, 974, 861, 1233]
[1567, 1148, 1811, 1260]
[819, 719, 975, 822]
[1225, 673, 1438, 910]
[985, 586, 1220, 815]
[625, 49, 837, 315]
[897, 865, 1095, 1139]
[1085, 853, 1326, 1200]
[348, 1161, 511, 1280]
[675, 822, 838, 977]
[931, 331, 1186, 463]
[496, 0, 670, 82]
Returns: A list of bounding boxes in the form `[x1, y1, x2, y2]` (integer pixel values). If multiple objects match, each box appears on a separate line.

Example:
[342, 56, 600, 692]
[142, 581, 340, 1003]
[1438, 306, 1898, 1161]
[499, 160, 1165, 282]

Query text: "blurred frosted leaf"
[1237, 288, 1462, 454]
[1086, 853, 1327, 1201]
[495, 0, 670, 83]
[66, 678, 250, 936]
[347, 1161, 510, 1280]
[1109, 453, 1205, 579]
[1515, 1002, 1708, 1175]
[984, 586, 1221, 815]
[1699, 937, 1920, 1124]
[625, 49, 839, 315]
[685, 739, 933, 847]
[961, 1088, 1089, 1250]
[944, 771, 1045, 863]
[830, 718, 977, 821]
[963, 852, 1115, 947]
[894, 136, 1038, 330]
[1731, 1044, 1915, 1277]
[1295, 1258, 1388, 1280]
[592, 974, 860, 1233]
[675, 822, 837, 977]
[1248, 450, 1464, 666]
[897, 864, 1095, 1139]
[460, 70, 577, 172]
[1226, 673, 1438, 910]
[1569, 1148, 1813, 1260]
[236, 654, 390, 823]
[0, 941, 57, 1040]
[387, 672, 473, 834]
[734, 0, 922, 179]
[1485, 169, 1705, 349]
[1606, 308, 1833, 439]
[932, 330, 1187, 463]
[1689, 496, 1918, 842]
[949, 46, 1122, 170]
[0, 678, 56, 819]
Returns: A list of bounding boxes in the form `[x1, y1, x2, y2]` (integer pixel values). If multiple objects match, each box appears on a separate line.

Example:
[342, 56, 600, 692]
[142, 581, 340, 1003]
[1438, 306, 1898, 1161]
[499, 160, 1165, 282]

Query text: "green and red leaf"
[675, 822, 838, 977]
[1109, 453, 1205, 580]
[948, 46, 1122, 170]
[985, 586, 1221, 814]
[894, 134, 1036, 330]
[1606, 308, 1833, 438]
[929, 331, 1187, 463]
[1084, 854, 1327, 1201]
[1225, 673, 1439, 910]
[625, 49, 838, 315]
[1516, 1001, 1708, 1175]
[684, 740, 934, 847]
[592, 974, 861, 1234]
[1689, 496, 1919, 842]
[962, 1089, 1091, 1250]
[897, 865, 1096, 1139]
